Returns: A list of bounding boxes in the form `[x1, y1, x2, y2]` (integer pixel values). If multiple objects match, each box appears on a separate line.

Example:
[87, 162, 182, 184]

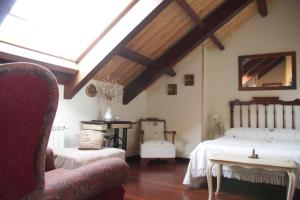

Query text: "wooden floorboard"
[124, 159, 299, 200]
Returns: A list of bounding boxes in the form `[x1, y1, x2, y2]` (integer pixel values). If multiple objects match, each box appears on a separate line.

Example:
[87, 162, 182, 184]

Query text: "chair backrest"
[140, 118, 166, 141]
[0, 62, 58, 200]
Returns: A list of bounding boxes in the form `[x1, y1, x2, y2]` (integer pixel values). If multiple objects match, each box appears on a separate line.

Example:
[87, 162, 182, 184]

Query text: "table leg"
[114, 129, 119, 148]
[286, 170, 296, 200]
[207, 162, 214, 200]
[215, 163, 222, 196]
[123, 128, 127, 151]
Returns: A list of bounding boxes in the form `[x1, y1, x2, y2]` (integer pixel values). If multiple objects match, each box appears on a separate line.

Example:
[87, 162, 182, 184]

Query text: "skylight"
[0, 0, 133, 61]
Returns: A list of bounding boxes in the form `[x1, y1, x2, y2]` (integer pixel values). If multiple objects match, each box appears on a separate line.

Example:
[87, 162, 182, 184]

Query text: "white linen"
[53, 147, 125, 169]
[183, 136, 300, 188]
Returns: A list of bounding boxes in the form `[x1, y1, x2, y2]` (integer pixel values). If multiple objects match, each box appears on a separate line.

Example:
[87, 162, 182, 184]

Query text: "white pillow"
[266, 128, 300, 141]
[78, 130, 105, 150]
[224, 128, 267, 139]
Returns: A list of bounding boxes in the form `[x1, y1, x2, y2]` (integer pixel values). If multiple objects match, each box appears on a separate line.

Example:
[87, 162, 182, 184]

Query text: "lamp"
[209, 115, 224, 139]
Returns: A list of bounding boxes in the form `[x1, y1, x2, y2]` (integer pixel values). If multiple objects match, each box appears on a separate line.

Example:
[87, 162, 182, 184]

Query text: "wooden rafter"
[258, 57, 284, 79]
[242, 57, 264, 75]
[0, 57, 73, 85]
[123, 0, 252, 104]
[175, 0, 224, 51]
[117, 47, 176, 77]
[256, 0, 268, 17]
[64, 0, 173, 99]
[248, 57, 276, 76]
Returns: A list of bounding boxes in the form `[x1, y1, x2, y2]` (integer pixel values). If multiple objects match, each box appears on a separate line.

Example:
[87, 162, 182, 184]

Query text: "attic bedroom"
[0, 0, 299, 200]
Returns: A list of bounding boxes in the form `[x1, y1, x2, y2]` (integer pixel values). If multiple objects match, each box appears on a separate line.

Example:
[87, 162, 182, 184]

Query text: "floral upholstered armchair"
[0, 63, 128, 200]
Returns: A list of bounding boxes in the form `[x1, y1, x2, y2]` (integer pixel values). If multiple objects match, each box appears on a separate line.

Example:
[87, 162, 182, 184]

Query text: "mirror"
[238, 51, 296, 90]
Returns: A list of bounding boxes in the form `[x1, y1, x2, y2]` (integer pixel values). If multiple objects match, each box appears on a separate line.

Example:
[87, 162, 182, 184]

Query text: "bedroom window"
[0, 0, 134, 62]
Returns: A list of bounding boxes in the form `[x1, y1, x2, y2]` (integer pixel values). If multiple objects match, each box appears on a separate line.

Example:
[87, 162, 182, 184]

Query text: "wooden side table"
[207, 153, 297, 200]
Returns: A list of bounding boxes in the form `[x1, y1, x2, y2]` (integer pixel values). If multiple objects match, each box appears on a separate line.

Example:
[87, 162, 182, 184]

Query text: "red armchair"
[0, 62, 128, 200]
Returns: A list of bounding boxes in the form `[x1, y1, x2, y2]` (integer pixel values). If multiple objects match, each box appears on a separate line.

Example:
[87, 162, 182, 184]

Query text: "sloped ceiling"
[0, 0, 271, 104]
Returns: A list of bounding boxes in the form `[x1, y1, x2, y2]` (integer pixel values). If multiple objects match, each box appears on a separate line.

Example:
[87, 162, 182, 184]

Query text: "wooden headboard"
[230, 97, 300, 129]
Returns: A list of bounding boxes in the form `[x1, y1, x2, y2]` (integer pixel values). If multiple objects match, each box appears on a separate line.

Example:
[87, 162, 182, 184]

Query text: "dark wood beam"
[175, 0, 224, 51]
[118, 47, 153, 66]
[258, 57, 284, 79]
[64, 0, 173, 99]
[0, 50, 78, 74]
[256, 0, 268, 17]
[0, 58, 73, 85]
[242, 57, 264, 75]
[165, 68, 176, 77]
[0, 0, 16, 25]
[123, 0, 252, 104]
[248, 57, 277, 76]
[117, 47, 176, 77]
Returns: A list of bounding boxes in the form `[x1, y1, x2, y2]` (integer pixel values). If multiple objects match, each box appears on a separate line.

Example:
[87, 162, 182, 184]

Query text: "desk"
[80, 120, 135, 150]
[207, 153, 297, 200]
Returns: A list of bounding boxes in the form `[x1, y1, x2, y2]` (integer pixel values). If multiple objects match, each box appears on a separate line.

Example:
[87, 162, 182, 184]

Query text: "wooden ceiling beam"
[64, 0, 173, 99]
[0, 57, 73, 85]
[248, 57, 277, 76]
[175, 0, 224, 51]
[117, 47, 176, 77]
[0, 0, 16, 25]
[118, 47, 153, 66]
[123, 0, 252, 104]
[258, 57, 284, 79]
[242, 57, 264, 75]
[256, 0, 268, 17]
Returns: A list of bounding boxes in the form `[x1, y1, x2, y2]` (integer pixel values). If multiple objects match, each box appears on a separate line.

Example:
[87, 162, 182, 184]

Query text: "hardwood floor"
[124, 158, 299, 200]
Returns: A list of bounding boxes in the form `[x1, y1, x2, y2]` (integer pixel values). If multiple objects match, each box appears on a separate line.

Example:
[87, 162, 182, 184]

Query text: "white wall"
[145, 46, 203, 158]
[203, 0, 300, 133]
[53, 81, 146, 156]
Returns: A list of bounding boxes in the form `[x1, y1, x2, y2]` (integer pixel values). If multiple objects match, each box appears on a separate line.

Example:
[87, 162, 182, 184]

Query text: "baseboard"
[125, 155, 189, 162]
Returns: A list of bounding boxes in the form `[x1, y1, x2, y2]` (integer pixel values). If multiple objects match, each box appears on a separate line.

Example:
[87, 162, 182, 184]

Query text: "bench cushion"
[54, 147, 125, 169]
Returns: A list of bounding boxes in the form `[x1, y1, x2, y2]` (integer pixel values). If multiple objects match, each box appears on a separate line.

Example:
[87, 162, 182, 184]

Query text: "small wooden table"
[81, 120, 135, 150]
[207, 153, 297, 200]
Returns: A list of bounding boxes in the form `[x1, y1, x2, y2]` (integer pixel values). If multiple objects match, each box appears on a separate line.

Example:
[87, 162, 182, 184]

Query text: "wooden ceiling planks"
[126, 1, 194, 60]
[204, 0, 272, 50]
[93, 55, 145, 85]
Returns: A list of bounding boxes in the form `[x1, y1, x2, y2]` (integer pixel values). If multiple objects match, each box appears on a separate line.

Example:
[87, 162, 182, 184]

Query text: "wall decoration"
[167, 84, 177, 95]
[85, 84, 97, 97]
[184, 74, 194, 86]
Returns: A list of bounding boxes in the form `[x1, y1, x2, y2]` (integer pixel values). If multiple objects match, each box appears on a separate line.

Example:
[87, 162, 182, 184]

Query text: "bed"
[183, 97, 300, 189]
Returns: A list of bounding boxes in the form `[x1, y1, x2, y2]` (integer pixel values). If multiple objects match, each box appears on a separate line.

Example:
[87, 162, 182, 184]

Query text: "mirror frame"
[238, 51, 296, 91]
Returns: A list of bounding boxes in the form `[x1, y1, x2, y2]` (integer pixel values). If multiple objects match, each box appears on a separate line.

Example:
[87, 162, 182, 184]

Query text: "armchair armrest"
[45, 147, 56, 171]
[32, 158, 129, 199]
[140, 130, 144, 144]
[164, 131, 176, 144]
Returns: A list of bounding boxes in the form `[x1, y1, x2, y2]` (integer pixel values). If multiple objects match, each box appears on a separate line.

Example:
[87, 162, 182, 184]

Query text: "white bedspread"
[183, 136, 300, 188]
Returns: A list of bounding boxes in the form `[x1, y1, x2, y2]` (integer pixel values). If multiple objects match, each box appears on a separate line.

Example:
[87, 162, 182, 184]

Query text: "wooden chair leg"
[141, 158, 150, 166]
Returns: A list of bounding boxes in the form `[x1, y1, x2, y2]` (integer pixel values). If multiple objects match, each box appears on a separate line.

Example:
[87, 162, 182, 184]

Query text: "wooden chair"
[139, 118, 176, 166]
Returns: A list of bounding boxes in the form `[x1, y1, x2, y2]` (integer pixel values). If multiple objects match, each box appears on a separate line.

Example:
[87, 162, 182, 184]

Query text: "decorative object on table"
[209, 115, 224, 139]
[184, 74, 194, 86]
[85, 84, 97, 97]
[167, 84, 177, 95]
[96, 80, 123, 121]
[249, 148, 259, 159]
[78, 130, 106, 150]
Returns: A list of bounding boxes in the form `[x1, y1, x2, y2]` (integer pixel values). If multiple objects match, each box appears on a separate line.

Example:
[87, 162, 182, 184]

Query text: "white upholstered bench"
[53, 147, 125, 169]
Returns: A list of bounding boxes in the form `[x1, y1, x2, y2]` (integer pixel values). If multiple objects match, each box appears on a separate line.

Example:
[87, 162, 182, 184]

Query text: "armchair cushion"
[24, 158, 129, 200]
[141, 140, 175, 159]
[141, 121, 165, 141]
